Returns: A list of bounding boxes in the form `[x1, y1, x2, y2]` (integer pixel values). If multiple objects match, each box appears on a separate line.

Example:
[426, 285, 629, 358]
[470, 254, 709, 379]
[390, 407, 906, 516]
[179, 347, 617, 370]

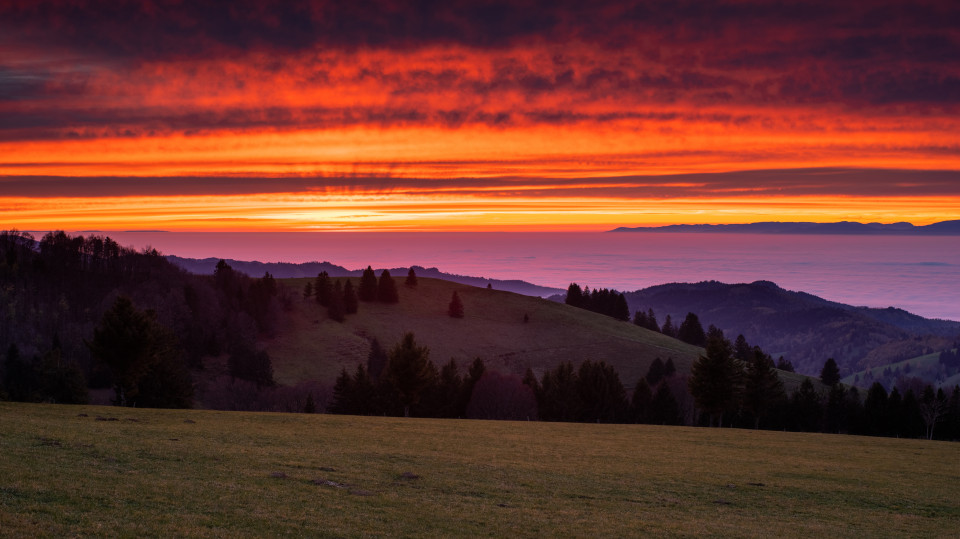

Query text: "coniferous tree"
[228, 345, 275, 388]
[458, 357, 486, 415]
[386, 333, 434, 417]
[538, 361, 581, 422]
[303, 392, 316, 413]
[314, 271, 332, 306]
[661, 315, 677, 338]
[864, 381, 888, 436]
[576, 360, 628, 423]
[646, 308, 660, 332]
[87, 296, 193, 408]
[367, 338, 388, 381]
[522, 367, 540, 402]
[649, 382, 682, 425]
[613, 293, 630, 322]
[377, 270, 399, 303]
[631, 379, 653, 423]
[688, 332, 741, 426]
[302, 281, 313, 299]
[775, 356, 795, 372]
[741, 347, 785, 429]
[633, 310, 648, 328]
[565, 283, 584, 308]
[790, 379, 823, 432]
[433, 359, 463, 418]
[820, 358, 841, 386]
[358, 266, 378, 302]
[3, 344, 36, 402]
[677, 313, 707, 347]
[663, 358, 676, 378]
[343, 279, 359, 314]
[327, 281, 345, 322]
[405, 267, 418, 287]
[646, 357, 665, 386]
[329, 367, 354, 414]
[448, 291, 464, 318]
[733, 334, 752, 361]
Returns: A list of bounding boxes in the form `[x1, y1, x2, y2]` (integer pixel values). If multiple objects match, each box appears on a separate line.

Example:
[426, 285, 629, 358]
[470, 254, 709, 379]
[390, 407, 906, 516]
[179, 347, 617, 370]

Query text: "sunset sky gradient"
[2, 0, 958, 231]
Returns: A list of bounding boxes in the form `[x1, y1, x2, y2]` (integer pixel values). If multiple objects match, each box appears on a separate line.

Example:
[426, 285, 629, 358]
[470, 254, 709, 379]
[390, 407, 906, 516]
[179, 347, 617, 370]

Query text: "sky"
[2, 0, 959, 231]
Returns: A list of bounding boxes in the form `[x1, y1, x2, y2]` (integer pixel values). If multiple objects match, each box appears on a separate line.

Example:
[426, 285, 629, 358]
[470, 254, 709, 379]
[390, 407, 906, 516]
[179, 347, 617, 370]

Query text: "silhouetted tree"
[367, 338, 388, 381]
[863, 382, 888, 436]
[677, 313, 706, 347]
[649, 382, 682, 425]
[733, 334, 752, 362]
[386, 333, 434, 417]
[742, 347, 785, 429]
[646, 357, 665, 386]
[327, 281, 345, 322]
[358, 266, 378, 302]
[565, 283, 584, 308]
[87, 296, 193, 408]
[448, 291, 464, 318]
[315, 271, 332, 306]
[228, 345, 275, 388]
[302, 281, 313, 299]
[406, 267, 418, 287]
[538, 361, 581, 422]
[343, 279, 358, 314]
[631, 379, 653, 423]
[919, 385, 947, 440]
[689, 332, 741, 426]
[661, 315, 677, 338]
[776, 356, 795, 372]
[378, 270, 399, 303]
[466, 371, 538, 420]
[577, 360, 628, 423]
[820, 358, 841, 386]
[790, 379, 823, 432]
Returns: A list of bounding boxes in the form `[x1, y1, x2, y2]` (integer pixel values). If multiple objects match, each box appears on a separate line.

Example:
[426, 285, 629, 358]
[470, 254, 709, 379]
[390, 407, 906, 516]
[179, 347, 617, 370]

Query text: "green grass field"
[2, 402, 957, 537]
[265, 277, 703, 388]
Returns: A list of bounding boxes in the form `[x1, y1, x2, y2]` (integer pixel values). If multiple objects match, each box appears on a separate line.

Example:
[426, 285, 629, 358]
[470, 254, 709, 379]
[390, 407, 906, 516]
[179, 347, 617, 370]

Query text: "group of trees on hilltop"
[306, 266, 403, 322]
[328, 333, 497, 418]
[0, 230, 287, 409]
[565, 283, 630, 321]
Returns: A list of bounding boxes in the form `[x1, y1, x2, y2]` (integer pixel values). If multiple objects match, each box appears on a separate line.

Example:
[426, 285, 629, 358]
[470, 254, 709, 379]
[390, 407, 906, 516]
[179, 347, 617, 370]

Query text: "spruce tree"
[742, 347, 785, 429]
[646, 308, 660, 332]
[302, 281, 313, 299]
[646, 357, 665, 386]
[358, 266, 378, 302]
[367, 338, 388, 381]
[406, 267, 418, 287]
[327, 281, 345, 322]
[343, 279, 358, 314]
[565, 283, 584, 307]
[677, 312, 706, 346]
[820, 358, 841, 386]
[661, 314, 677, 338]
[631, 379, 653, 423]
[378, 270, 399, 303]
[448, 291, 464, 318]
[688, 332, 742, 427]
[386, 333, 435, 417]
[315, 271, 332, 306]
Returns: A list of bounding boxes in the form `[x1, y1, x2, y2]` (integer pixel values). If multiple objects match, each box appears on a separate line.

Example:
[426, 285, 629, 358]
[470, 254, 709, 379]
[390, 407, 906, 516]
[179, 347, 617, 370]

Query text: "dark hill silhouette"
[593, 280, 960, 379]
[166, 256, 563, 297]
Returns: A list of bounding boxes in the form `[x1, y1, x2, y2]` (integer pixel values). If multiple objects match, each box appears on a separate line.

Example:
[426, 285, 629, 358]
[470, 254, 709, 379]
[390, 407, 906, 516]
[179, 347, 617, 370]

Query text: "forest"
[1, 230, 958, 441]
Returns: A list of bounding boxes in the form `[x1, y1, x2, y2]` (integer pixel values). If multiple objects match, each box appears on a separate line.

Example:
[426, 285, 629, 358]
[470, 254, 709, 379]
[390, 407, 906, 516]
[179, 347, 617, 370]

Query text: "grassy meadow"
[265, 277, 703, 388]
[2, 402, 957, 537]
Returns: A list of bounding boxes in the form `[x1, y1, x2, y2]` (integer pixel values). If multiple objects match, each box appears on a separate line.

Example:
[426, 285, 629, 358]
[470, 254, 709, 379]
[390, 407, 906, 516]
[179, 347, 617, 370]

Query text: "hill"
[3, 402, 958, 537]
[617, 281, 960, 379]
[610, 220, 960, 235]
[167, 255, 564, 297]
[263, 277, 703, 390]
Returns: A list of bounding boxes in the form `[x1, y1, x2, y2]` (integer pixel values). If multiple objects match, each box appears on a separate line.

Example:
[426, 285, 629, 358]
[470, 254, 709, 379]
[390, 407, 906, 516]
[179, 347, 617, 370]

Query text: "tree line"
[0, 230, 288, 408]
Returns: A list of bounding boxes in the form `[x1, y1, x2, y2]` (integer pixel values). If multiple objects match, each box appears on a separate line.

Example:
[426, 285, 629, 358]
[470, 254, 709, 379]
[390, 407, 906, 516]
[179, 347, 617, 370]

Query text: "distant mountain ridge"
[166, 256, 564, 298]
[618, 280, 960, 380]
[610, 220, 960, 234]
